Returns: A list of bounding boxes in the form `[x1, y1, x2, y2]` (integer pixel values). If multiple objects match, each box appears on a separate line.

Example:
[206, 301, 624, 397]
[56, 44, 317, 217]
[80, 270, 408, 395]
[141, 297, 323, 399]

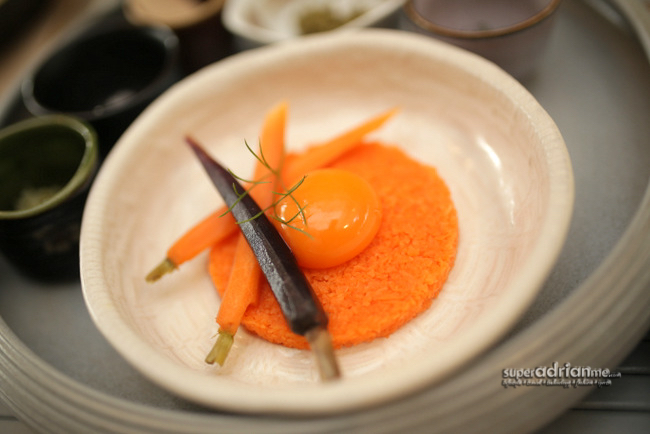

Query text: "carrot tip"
[145, 258, 177, 283]
[205, 329, 234, 366]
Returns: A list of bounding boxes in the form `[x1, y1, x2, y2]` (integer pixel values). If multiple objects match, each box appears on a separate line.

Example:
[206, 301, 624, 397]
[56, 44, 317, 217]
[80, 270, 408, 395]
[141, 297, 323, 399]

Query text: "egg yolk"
[274, 168, 382, 269]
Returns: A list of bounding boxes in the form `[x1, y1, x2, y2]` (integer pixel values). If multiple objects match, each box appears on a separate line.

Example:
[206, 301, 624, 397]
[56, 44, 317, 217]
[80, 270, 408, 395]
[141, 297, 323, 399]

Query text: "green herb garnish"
[221, 140, 311, 237]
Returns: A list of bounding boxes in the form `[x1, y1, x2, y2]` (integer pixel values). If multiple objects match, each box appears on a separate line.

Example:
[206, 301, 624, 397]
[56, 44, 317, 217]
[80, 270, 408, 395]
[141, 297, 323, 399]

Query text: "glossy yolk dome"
[274, 168, 382, 269]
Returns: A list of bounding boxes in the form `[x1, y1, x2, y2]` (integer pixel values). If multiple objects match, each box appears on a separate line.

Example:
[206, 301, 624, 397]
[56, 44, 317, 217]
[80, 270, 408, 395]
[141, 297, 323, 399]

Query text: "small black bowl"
[21, 19, 181, 157]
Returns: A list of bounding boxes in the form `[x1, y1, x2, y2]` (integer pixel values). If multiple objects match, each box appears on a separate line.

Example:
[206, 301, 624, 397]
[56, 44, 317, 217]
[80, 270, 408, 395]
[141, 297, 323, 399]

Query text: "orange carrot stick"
[205, 238, 259, 365]
[205, 101, 288, 365]
[145, 206, 235, 282]
[281, 107, 398, 185]
[249, 100, 287, 203]
[145, 102, 288, 283]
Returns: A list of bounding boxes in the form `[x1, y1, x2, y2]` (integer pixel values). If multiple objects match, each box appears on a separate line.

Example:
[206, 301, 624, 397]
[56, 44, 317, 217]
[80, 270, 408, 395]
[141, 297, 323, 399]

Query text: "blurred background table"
[1, 1, 649, 432]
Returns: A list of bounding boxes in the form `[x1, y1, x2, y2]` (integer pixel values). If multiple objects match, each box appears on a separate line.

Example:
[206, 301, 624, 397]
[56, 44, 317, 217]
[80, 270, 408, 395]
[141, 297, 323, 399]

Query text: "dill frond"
[224, 139, 309, 233]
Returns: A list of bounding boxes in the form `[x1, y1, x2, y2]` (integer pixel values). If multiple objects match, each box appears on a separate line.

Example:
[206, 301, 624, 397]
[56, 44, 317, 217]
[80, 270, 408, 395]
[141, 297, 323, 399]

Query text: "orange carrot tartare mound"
[208, 142, 458, 349]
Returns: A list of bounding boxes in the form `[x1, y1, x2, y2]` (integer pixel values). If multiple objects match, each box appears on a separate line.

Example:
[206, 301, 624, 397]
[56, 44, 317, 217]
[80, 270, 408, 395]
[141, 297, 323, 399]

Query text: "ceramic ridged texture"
[80, 29, 573, 413]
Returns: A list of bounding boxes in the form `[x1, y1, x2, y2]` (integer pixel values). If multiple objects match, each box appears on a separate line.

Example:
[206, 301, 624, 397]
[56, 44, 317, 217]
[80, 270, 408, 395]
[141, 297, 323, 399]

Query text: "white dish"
[80, 29, 573, 414]
[222, 0, 406, 49]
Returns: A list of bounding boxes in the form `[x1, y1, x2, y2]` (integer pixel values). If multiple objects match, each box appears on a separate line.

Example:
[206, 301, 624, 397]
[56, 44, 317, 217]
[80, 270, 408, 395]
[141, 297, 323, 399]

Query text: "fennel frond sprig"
[221, 140, 311, 237]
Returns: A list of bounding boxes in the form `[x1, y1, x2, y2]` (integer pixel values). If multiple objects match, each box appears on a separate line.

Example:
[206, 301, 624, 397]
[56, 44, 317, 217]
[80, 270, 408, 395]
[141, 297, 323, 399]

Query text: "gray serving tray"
[1, 0, 650, 432]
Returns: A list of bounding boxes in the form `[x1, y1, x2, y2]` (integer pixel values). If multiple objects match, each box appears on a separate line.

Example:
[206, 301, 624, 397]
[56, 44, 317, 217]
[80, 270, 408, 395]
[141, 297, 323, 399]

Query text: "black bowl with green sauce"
[0, 115, 98, 282]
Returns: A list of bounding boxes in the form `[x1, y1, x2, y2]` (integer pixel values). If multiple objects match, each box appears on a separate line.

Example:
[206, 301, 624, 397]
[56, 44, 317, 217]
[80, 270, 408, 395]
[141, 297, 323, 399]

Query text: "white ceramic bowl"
[80, 29, 573, 414]
[222, 0, 406, 50]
